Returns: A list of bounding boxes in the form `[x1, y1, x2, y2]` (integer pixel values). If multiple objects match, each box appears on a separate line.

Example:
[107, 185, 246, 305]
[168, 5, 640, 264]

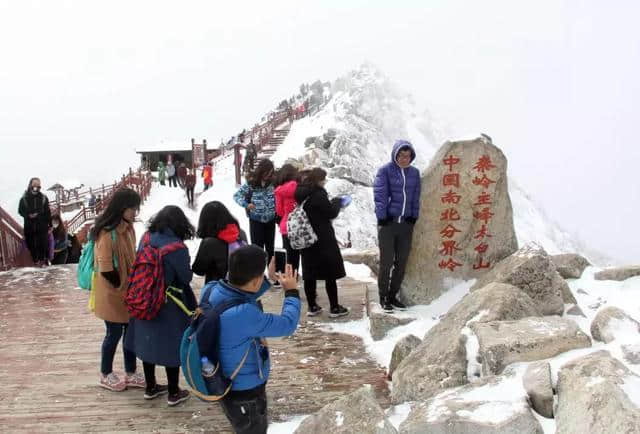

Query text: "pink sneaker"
[99, 372, 127, 392]
[125, 372, 146, 389]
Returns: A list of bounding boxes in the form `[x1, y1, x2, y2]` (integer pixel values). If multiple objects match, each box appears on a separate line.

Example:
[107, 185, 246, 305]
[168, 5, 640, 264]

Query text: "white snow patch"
[317, 279, 473, 368]
[603, 317, 640, 344]
[344, 261, 376, 283]
[335, 411, 344, 427]
[385, 403, 411, 430]
[455, 401, 528, 424]
[532, 411, 557, 434]
[268, 415, 308, 433]
[461, 309, 489, 380]
[621, 375, 640, 408]
[300, 357, 316, 364]
[585, 376, 605, 387]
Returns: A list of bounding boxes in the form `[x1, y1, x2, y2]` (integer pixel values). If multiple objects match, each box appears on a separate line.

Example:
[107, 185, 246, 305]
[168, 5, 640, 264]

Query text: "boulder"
[556, 351, 640, 434]
[594, 265, 640, 281]
[388, 335, 422, 378]
[565, 304, 586, 318]
[471, 316, 591, 375]
[342, 249, 380, 276]
[401, 138, 519, 305]
[391, 283, 540, 403]
[590, 306, 640, 344]
[369, 306, 414, 341]
[399, 372, 543, 434]
[522, 362, 554, 418]
[622, 344, 640, 365]
[470, 243, 566, 315]
[551, 253, 591, 279]
[294, 385, 397, 434]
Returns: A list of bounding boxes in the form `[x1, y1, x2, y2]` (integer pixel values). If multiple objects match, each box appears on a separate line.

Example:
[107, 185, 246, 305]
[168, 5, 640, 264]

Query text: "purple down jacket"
[373, 140, 421, 222]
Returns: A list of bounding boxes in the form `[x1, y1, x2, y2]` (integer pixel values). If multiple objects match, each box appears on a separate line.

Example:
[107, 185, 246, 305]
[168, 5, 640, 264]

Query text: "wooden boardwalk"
[0, 265, 389, 433]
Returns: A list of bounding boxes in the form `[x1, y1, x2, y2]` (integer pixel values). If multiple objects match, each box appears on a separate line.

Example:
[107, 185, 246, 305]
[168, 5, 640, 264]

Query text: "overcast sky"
[1, 0, 638, 263]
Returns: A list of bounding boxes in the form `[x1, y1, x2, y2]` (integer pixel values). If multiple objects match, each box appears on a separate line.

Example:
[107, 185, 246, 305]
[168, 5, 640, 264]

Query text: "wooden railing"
[0, 206, 29, 271]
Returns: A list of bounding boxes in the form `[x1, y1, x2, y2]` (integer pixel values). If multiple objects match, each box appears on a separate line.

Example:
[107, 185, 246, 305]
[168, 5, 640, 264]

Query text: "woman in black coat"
[294, 168, 349, 318]
[18, 177, 51, 266]
[192, 201, 248, 284]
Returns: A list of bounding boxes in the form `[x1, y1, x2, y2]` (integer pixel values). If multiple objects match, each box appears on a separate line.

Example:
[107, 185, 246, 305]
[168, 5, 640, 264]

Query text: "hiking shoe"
[167, 389, 190, 406]
[390, 297, 407, 311]
[329, 305, 350, 318]
[125, 372, 146, 389]
[99, 372, 127, 392]
[307, 304, 323, 317]
[381, 300, 394, 313]
[144, 384, 169, 400]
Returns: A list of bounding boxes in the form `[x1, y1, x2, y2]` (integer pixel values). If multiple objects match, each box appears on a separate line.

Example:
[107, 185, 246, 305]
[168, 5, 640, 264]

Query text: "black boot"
[381, 297, 394, 313]
[389, 296, 407, 311]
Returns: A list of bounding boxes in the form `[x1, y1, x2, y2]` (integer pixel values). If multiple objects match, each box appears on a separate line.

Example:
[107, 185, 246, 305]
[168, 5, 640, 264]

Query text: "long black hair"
[300, 167, 327, 187]
[147, 205, 195, 240]
[274, 163, 299, 187]
[90, 188, 141, 240]
[51, 213, 67, 241]
[197, 201, 239, 238]
[248, 159, 274, 188]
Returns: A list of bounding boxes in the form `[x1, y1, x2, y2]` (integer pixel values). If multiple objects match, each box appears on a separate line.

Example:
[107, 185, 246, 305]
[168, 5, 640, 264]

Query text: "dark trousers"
[159, 179, 165, 186]
[101, 321, 136, 375]
[168, 176, 177, 187]
[51, 249, 68, 265]
[304, 279, 338, 309]
[186, 187, 195, 204]
[249, 219, 276, 262]
[25, 228, 48, 263]
[282, 235, 300, 272]
[221, 385, 268, 434]
[378, 221, 414, 302]
[204, 181, 211, 191]
[143, 362, 180, 395]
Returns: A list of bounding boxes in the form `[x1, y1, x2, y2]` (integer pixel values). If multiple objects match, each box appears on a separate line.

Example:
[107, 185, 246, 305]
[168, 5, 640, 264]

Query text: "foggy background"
[1, 0, 638, 263]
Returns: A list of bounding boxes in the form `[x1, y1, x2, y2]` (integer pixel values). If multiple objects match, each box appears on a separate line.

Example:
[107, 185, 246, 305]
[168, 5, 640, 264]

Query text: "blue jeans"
[101, 321, 136, 375]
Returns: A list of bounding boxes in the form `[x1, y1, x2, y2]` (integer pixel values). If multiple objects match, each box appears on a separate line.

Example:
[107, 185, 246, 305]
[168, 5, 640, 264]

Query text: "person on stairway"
[18, 177, 51, 266]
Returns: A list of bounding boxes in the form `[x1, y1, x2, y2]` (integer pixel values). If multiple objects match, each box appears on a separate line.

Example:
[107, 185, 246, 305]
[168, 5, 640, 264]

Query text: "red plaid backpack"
[125, 231, 187, 320]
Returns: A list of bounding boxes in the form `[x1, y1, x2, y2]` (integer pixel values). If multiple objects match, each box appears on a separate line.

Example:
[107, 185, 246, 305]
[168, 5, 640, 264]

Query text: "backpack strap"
[159, 240, 186, 257]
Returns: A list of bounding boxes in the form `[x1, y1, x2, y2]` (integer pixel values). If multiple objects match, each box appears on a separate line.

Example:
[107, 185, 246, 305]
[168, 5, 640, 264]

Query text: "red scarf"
[217, 223, 240, 243]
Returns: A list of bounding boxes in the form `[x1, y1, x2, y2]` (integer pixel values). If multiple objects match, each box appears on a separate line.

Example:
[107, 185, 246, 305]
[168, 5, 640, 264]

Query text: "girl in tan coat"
[91, 188, 143, 392]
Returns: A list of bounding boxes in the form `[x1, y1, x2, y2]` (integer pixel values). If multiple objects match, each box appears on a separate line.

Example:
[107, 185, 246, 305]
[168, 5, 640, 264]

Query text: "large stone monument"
[401, 137, 518, 305]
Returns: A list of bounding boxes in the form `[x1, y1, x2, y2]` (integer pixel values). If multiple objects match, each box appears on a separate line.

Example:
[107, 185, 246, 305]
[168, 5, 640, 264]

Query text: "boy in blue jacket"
[202, 245, 300, 434]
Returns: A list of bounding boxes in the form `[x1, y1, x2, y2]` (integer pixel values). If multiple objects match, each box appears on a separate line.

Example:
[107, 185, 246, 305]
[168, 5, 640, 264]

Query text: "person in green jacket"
[157, 161, 167, 186]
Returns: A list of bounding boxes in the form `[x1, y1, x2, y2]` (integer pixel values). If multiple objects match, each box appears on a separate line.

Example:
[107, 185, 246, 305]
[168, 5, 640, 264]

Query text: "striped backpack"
[125, 231, 187, 320]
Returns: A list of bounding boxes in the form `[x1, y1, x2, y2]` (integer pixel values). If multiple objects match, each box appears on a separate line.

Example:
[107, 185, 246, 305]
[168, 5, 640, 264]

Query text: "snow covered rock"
[556, 351, 640, 434]
[294, 385, 397, 434]
[369, 304, 414, 341]
[399, 372, 543, 434]
[391, 283, 540, 403]
[470, 243, 569, 315]
[402, 138, 518, 305]
[590, 306, 640, 344]
[471, 316, 591, 375]
[388, 334, 422, 379]
[522, 361, 554, 419]
[594, 265, 640, 281]
[342, 248, 380, 275]
[550, 253, 591, 279]
[621, 344, 640, 365]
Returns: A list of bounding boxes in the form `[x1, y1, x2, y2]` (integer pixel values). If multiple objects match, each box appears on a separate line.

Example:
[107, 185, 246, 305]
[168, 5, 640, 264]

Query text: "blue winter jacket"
[373, 140, 421, 222]
[202, 279, 301, 391]
[233, 183, 276, 223]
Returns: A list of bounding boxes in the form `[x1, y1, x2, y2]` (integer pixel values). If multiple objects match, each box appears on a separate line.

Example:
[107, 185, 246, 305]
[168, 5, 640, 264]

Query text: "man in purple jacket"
[373, 140, 421, 312]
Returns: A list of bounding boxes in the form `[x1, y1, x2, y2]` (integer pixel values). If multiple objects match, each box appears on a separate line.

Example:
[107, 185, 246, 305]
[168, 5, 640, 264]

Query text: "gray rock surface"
[594, 265, 640, 281]
[401, 138, 518, 305]
[294, 385, 397, 434]
[470, 243, 566, 315]
[522, 361, 554, 418]
[399, 372, 543, 434]
[471, 316, 591, 375]
[590, 306, 640, 343]
[369, 305, 414, 341]
[622, 344, 640, 364]
[388, 335, 422, 378]
[556, 351, 640, 434]
[565, 304, 586, 317]
[342, 249, 380, 276]
[391, 283, 540, 403]
[551, 253, 591, 279]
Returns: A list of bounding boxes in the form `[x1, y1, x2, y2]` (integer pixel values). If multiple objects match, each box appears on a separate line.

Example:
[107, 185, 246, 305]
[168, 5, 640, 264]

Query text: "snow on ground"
[267, 415, 307, 433]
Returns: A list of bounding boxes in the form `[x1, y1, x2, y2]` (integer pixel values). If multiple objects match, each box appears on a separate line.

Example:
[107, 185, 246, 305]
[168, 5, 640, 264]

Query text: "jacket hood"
[391, 140, 416, 165]
[210, 278, 270, 303]
[275, 180, 298, 197]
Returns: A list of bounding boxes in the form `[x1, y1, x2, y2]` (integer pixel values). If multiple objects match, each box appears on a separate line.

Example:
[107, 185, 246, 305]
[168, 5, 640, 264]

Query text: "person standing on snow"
[185, 168, 196, 206]
[157, 161, 167, 186]
[202, 162, 213, 191]
[18, 177, 51, 266]
[373, 140, 421, 313]
[166, 161, 177, 187]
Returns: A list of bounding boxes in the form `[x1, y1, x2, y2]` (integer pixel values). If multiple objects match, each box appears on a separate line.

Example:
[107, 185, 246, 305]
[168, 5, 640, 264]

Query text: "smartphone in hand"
[274, 249, 287, 274]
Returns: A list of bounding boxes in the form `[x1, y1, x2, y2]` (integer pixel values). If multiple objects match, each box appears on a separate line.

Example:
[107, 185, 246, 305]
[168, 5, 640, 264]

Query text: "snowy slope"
[273, 64, 608, 264]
